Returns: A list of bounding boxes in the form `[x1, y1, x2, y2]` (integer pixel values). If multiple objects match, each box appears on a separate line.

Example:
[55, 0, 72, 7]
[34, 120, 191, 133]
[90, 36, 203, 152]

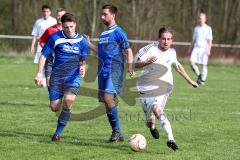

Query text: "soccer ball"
[128, 134, 147, 152]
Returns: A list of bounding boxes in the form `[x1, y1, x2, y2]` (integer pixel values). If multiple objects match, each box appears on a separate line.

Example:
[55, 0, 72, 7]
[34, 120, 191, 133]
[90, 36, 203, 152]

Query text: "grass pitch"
[0, 56, 239, 160]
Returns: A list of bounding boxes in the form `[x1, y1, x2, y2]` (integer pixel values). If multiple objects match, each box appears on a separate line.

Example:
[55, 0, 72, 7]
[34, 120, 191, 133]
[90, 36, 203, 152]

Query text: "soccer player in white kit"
[134, 27, 199, 151]
[188, 13, 213, 85]
[30, 4, 57, 87]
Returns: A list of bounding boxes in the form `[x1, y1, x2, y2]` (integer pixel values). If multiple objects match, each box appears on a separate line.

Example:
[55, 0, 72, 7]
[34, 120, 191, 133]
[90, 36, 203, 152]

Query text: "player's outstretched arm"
[84, 34, 98, 53]
[175, 64, 199, 88]
[34, 55, 46, 87]
[123, 48, 135, 78]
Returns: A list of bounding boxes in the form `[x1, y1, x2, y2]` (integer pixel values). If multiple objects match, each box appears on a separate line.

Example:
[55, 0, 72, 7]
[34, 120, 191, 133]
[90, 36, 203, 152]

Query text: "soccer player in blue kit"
[87, 4, 135, 142]
[34, 13, 89, 141]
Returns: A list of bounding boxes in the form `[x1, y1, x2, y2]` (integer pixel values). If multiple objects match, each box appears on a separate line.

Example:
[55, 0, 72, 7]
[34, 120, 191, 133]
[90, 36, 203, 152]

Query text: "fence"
[0, 34, 239, 63]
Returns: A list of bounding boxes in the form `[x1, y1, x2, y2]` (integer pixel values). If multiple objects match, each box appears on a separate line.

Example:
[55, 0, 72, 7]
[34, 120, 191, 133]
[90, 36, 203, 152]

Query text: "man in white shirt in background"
[30, 4, 57, 87]
[188, 13, 213, 85]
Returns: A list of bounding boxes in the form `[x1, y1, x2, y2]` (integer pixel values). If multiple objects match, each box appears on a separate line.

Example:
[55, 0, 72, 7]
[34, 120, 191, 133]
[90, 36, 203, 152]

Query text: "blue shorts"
[98, 69, 124, 102]
[48, 85, 80, 101]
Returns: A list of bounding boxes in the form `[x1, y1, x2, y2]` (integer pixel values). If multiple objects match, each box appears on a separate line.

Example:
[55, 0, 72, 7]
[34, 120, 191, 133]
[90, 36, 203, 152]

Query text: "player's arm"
[135, 56, 157, 68]
[79, 39, 89, 78]
[187, 40, 195, 55]
[34, 55, 46, 86]
[207, 39, 212, 56]
[174, 64, 198, 88]
[188, 27, 197, 55]
[30, 35, 37, 55]
[79, 60, 87, 78]
[123, 48, 135, 77]
[84, 34, 98, 53]
[34, 36, 55, 86]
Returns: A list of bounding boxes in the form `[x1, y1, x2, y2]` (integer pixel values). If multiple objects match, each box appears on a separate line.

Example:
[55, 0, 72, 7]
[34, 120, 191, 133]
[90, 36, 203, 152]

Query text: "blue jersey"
[41, 31, 89, 87]
[98, 24, 130, 73]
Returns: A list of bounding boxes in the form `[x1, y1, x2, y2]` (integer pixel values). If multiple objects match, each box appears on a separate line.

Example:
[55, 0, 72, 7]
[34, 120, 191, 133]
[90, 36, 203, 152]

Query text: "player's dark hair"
[56, 8, 66, 13]
[102, 4, 118, 15]
[158, 27, 174, 38]
[61, 13, 76, 23]
[42, 4, 51, 11]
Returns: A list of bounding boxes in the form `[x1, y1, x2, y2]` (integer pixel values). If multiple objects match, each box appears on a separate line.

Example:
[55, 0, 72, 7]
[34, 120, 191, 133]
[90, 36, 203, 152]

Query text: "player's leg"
[49, 99, 62, 112]
[48, 84, 64, 141]
[152, 94, 179, 151]
[103, 92, 124, 142]
[100, 70, 124, 142]
[200, 64, 208, 83]
[140, 97, 159, 139]
[48, 85, 62, 112]
[52, 93, 76, 141]
[99, 74, 122, 141]
[197, 49, 209, 85]
[189, 48, 200, 77]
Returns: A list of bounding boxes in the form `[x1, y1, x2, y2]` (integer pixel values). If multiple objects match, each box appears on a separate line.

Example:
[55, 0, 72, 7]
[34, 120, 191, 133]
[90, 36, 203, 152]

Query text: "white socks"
[201, 66, 208, 81]
[157, 113, 174, 141]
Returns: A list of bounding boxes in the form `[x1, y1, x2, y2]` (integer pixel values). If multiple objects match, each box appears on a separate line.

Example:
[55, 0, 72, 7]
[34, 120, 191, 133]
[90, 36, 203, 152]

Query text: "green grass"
[0, 56, 239, 160]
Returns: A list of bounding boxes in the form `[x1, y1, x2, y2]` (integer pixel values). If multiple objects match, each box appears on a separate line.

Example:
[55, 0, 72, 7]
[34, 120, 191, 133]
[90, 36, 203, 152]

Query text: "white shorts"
[34, 43, 42, 64]
[140, 93, 169, 121]
[190, 47, 208, 65]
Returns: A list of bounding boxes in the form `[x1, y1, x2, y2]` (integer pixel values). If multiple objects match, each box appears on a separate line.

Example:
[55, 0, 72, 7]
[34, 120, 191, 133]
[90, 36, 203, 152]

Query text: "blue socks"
[107, 106, 121, 133]
[54, 107, 71, 136]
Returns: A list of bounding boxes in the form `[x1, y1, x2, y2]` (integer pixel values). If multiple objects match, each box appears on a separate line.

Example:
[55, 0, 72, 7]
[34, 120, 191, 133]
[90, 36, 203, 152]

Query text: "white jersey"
[31, 16, 56, 63]
[31, 16, 57, 39]
[135, 43, 180, 93]
[193, 24, 212, 48]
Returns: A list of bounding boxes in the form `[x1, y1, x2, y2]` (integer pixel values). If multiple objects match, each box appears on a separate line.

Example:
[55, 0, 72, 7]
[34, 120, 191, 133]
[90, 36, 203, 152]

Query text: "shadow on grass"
[0, 130, 51, 139]
[0, 83, 36, 89]
[0, 130, 131, 152]
[0, 101, 47, 107]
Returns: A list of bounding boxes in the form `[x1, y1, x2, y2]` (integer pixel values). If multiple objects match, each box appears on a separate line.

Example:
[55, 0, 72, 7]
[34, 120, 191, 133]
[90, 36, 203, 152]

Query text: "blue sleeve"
[115, 29, 130, 50]
[80, 38, 89, 61]
[41, 35, 55, 57]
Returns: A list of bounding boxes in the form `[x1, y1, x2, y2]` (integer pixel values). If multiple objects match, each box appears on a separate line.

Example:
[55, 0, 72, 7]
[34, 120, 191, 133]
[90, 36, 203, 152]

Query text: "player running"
[38, 8, 66, 87]
[86, 4, 135, 142]
[134, 27, 198, 151]
[188, 13, 213, 85]
[34, 13, 89, 141]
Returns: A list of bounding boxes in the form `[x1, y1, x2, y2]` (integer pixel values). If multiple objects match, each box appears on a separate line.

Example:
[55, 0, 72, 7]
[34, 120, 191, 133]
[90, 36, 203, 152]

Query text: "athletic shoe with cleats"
[167, 140, 179, 151]
[109, 131, 124, 142]
[52, 134, 61, 141]
[150, 128, 159, 139]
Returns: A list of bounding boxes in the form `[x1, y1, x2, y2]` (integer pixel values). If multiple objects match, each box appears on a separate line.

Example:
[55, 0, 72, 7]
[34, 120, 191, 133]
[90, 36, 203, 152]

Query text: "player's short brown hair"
[102, 4, 118, 15]
[61, 13, 76, 23]
[158, 27, 174, 38]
